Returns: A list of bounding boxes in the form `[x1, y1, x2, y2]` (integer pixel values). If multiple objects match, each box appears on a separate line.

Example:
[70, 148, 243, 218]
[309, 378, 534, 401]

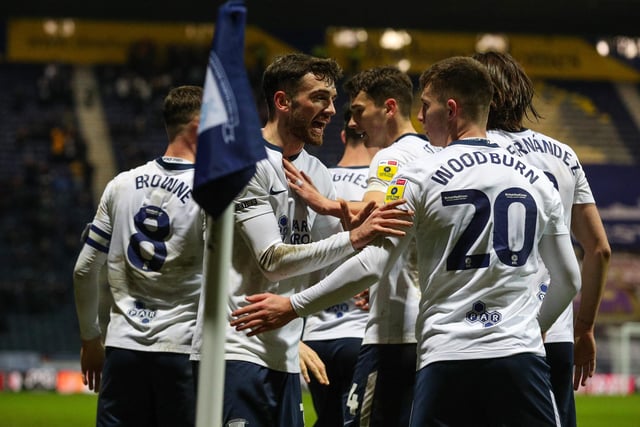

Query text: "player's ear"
[340, 130, 347, 145]
[189, 116, 200, 137]
[446, 98, 458, 118]
[274, 91, 290, 111]
[384, 98, 398, 115]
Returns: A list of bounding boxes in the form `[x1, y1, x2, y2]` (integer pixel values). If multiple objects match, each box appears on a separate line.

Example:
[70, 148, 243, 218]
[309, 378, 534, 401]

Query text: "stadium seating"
[535, 80, 640, 165]
[0, 62, 91, 355]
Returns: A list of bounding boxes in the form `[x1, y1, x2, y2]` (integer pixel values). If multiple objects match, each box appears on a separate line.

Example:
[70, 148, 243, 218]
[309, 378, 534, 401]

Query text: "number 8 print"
[127, 205, 170, 271]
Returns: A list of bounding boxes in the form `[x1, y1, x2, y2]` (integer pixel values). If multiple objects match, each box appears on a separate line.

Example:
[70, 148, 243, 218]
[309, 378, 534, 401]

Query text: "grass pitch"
[0, 391, 638, 426]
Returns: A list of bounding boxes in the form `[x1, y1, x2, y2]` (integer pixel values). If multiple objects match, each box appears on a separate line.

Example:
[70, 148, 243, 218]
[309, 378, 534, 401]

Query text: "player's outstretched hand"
[573, 327, 597, 390]
[349, 199, 413, 250]
[230, 293, 298, 336]
[80, 336, 104, 393]
[299, 342, 329, 385]
[339, 198, 375, 231]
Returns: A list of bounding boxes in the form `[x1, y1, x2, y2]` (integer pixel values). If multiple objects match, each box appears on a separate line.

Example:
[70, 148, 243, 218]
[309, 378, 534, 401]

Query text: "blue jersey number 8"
[127, 205, 170, 271]
[442, 187, 537, 271]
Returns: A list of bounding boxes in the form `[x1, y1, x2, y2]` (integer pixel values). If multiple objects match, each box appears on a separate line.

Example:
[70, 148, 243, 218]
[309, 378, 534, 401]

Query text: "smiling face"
[285, 73, 338, 147]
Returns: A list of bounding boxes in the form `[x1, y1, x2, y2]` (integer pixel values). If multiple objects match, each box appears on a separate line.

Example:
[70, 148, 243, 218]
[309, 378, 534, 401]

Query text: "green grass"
[0, 391, 311, 427]
[0, 391, 638, 426]
[0, 392, 98, 427]
[575, 394, 640, 427]
[303, 390, 317, 425]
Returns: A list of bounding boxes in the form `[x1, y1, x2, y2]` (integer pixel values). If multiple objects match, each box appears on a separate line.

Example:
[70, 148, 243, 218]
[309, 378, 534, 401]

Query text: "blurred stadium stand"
[533, 80, 639, 165]
[0, 62, 94, 355]
[5, 0, 640, 38]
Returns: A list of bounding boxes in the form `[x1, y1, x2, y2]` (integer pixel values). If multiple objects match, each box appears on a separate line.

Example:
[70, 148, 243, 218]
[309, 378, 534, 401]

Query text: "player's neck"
[390, 120, 418, 143]
[337, 146, 374, 167]
[262, 122, 304, 158]
[451, 122, 487, 144]
[164, 137, 196, 162]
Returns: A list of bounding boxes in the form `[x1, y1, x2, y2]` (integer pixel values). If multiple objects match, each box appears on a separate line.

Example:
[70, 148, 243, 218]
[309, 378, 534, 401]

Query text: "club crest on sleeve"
[376, 160, 398, 181]
[385, 178, 407, 203]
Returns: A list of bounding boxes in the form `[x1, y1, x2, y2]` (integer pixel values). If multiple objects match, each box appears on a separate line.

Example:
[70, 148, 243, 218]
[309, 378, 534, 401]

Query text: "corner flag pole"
[192, 2, 266, 425]
[196, 206, 233, 426]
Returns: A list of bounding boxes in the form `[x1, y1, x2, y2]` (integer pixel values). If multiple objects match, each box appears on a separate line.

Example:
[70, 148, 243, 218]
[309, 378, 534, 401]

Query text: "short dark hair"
[419, 56, 493, 123]
[163, 85, 203, 140]
[262, 53, 343, 119]
[343, 66, 414, 117]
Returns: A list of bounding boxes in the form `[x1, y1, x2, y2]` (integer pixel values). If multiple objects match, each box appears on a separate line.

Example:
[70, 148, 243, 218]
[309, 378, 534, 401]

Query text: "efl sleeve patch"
[376, 160, 398, 181]
[235, 198, 258, 212]
[385, 178, 407, 203]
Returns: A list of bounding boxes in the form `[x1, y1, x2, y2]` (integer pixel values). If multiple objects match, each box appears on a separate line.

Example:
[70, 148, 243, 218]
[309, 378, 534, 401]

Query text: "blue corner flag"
[194, 0, 266, 219]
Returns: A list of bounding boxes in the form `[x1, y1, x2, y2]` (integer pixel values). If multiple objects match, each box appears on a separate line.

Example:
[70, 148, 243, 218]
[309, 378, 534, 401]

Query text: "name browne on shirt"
[135, 174, 192, 204]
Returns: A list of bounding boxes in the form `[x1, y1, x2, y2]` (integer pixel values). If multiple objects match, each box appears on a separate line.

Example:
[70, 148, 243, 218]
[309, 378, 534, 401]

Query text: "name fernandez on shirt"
[503, 135, 581, 174]
[135, 174, 192, 204]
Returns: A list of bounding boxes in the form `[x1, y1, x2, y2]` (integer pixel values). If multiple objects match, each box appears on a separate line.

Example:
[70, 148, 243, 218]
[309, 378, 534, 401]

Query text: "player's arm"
[236, 162, 410, 284]
[537, 232, 582, 333]
[240, 198, 411, 283]
[73, 225, 108, 392]
[571, 203, 611, 389]
[73, 241, 106, 340]
[230, 233, 410, 336]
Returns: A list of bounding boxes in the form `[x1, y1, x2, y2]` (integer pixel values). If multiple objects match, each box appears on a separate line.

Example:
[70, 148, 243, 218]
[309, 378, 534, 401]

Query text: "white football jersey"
[290, 139, 570, 369]
[302, 165, 370, 341]
[81, 157, 205, 353]
[291, 139, 575, 369]
[331, 165, 370, 202]
[363, 133, 438, 345]
[397, 139, 567, 368]
[191, 142, 352, 373]
[489, 129, 595, 343]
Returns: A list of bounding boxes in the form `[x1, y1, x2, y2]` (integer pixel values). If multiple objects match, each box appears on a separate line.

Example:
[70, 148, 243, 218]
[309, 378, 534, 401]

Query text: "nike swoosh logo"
[269, 187, 287, 195]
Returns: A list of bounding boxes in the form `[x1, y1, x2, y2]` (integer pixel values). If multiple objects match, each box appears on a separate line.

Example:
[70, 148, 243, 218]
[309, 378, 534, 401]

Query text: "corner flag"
[193, 2, 265, 426]
[194, 0, 266, 219]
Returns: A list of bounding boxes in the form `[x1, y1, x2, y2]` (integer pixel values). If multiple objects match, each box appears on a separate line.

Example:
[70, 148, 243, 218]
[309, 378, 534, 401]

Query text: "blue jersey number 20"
[442, 187, 537, 271]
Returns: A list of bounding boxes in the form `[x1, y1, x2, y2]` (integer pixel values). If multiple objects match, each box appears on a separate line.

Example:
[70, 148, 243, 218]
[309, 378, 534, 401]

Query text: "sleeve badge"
[385, 178, 407, 203]
[376, 160, 398, 181]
